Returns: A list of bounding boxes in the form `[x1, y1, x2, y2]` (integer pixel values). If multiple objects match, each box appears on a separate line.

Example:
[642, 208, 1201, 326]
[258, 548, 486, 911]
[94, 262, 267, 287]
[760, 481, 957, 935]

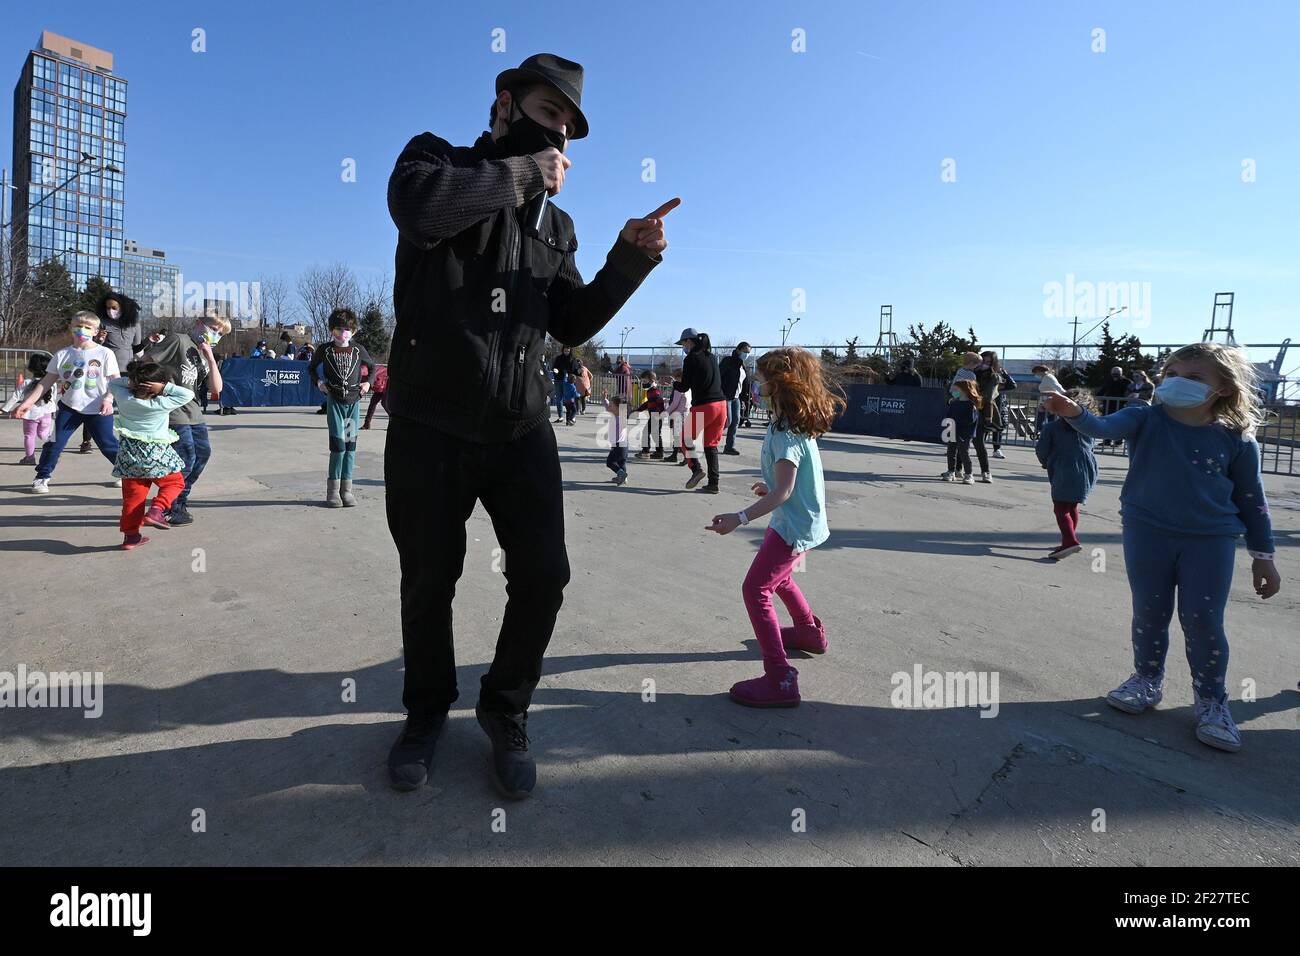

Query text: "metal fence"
[992, 391, 1298, 476]
[0, 347, 52, 404]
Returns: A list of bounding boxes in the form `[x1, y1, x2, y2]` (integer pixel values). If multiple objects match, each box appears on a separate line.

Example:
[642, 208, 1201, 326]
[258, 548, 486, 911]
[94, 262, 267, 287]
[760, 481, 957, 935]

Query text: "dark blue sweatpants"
[172, 422, 211, 507]
[36, 403, 118, 479]
[1122, 521, 1236, 704]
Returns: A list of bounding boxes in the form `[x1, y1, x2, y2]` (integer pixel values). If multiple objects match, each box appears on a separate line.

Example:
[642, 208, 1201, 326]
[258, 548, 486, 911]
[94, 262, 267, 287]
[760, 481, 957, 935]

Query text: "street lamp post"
[781, 316, 800, 347]
[1068, 306, 1127, 372]
[1, 154, 122, 337]
[620, 325, 634, 356]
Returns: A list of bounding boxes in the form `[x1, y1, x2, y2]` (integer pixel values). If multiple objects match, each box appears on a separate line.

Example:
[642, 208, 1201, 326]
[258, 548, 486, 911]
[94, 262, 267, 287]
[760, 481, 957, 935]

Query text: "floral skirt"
[113, 436, 185, 479]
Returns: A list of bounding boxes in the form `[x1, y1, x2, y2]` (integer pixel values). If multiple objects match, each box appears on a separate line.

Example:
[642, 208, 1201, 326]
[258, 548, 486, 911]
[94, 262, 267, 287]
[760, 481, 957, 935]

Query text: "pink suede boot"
[729, 664, 800, 708]
[780, 615, 827, 655]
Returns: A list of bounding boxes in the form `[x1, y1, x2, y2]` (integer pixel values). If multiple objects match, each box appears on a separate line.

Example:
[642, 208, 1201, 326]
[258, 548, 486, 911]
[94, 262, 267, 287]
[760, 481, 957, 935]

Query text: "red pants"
[1052, 500, 1081, 548]
[679, 400, 726, 455]
[121, 473, 185, 534]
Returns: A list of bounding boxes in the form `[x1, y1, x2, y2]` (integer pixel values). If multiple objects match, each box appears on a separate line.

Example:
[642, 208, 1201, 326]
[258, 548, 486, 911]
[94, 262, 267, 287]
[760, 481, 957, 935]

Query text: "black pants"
[688, 445, 720, 487]
[385, 416, 571, 717]
[972, 420, 992, 473]
[606, 444, 627, 473]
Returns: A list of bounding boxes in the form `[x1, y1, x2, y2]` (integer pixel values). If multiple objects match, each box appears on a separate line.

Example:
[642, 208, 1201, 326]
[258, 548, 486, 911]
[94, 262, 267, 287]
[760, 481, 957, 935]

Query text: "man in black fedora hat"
[383, 53, 679, 798]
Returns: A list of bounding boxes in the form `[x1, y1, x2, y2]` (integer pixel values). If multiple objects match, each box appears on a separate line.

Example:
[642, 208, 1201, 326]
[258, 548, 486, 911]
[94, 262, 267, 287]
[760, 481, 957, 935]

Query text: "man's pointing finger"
[644, 197, 681, 220]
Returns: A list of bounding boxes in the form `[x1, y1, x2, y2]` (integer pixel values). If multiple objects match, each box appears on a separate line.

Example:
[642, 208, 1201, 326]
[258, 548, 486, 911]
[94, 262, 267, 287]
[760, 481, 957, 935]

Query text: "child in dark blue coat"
[1035, 389, 1099, 559]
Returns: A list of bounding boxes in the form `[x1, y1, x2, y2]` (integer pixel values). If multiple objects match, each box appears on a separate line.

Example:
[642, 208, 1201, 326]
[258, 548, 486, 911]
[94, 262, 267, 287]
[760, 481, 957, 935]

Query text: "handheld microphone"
[525, 189, 548, 238]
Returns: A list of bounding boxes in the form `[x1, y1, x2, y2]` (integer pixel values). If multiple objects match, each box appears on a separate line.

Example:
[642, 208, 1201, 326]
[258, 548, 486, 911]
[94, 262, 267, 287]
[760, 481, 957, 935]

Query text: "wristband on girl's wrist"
[737, 510, 749, 525]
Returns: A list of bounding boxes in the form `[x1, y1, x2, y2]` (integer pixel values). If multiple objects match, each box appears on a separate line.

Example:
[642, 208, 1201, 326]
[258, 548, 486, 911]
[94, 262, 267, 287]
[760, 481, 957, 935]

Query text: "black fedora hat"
[496, 53, 589, 140]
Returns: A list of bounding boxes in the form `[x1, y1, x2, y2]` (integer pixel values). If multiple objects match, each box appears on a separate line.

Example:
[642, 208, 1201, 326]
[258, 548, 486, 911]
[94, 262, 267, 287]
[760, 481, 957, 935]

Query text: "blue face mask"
[1155, 377, 1215, 408]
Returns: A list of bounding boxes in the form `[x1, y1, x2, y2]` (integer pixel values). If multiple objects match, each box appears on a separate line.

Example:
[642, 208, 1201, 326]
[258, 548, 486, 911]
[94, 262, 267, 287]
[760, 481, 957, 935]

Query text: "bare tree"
[256, 273, 296, 331]
[297, 262, 360, 341]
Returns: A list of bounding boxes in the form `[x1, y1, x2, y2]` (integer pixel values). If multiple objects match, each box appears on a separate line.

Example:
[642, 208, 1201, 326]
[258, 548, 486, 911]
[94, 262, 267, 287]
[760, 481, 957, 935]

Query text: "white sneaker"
[112, 478, 122, 488]
[31, 478, 50, 494]
[961, 474, 975, 485]
[980, 473, 993, 483]
[1194, 697, 1242, 752]
[1106, 673, 1164, 714]
[993, 450, 1006, 459]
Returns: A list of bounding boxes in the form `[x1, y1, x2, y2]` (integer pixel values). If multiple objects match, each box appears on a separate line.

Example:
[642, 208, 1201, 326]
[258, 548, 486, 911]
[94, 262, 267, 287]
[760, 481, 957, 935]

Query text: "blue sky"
[3, 0, 1297, 366]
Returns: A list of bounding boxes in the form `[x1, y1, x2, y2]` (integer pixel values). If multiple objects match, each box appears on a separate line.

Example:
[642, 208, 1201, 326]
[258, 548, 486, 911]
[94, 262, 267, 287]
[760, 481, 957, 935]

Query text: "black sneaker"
[722, 447, 741, 456]
[387, 712, 448, 791]
[168, 504, 195, 526]
[475, 703, 535, 799]
[702, 484, 721, 494]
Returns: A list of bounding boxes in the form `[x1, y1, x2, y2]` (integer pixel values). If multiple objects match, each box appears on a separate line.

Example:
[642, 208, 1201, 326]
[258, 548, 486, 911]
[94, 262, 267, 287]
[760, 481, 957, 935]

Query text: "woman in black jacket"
[992, 365, 1016, 458]
[675, 327, 726, 493]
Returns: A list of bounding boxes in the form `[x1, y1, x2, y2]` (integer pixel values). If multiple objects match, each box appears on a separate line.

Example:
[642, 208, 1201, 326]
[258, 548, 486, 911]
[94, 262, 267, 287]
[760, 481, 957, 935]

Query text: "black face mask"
[499, 100, 567, 157]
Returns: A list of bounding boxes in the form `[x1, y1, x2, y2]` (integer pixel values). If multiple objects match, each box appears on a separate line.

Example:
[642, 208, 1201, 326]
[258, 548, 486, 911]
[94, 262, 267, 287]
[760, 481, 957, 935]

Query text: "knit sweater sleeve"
[1228, 435, 1275, 558]
[545, 236, 659, 346]
[387, 133, 545, 246]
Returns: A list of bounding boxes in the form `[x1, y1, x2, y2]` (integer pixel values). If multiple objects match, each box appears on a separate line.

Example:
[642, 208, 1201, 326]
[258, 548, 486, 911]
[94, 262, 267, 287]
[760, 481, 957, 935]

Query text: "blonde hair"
[1066, 387, 1097, 414]
[202, 312, 233, 335]
[69, 310, 100, 330]
[1157, 342, 1264, 433]
[756, 347, 847, 437]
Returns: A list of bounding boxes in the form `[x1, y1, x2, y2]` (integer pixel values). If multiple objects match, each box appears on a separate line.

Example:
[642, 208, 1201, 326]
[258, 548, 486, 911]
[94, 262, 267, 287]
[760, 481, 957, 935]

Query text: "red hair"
[756, 347, 847, 437]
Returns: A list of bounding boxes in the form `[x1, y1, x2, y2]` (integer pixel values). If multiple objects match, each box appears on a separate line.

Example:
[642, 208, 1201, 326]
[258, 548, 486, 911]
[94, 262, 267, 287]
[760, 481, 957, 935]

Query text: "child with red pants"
[107, 362, 194, 550]
[706, 347, 846, 707]
[1034, 389, 1099, 560]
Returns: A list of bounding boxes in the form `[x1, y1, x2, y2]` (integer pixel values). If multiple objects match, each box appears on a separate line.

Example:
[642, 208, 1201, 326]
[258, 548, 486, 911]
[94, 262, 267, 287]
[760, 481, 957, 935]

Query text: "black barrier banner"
[832, 383, 949, 443]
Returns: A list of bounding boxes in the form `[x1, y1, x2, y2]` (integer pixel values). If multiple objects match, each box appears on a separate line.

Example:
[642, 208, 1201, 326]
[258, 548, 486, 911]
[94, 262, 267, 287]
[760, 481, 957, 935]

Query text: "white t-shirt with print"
[50, 344, 119, 412]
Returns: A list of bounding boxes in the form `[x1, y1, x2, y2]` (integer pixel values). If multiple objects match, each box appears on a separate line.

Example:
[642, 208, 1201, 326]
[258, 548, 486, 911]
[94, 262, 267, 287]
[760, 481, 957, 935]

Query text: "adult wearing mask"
[96, 291, 143, 373]
[384, 53, 675, 797]
[551, 346, 579, 419]
[992, 362, 1016, 458]
[718, 341, 751, 455]
[84, 293, 144, 454]
[675, 328, 726, 492]
[971, 351, 1002, 481]
[1097, 366, 1132, 445]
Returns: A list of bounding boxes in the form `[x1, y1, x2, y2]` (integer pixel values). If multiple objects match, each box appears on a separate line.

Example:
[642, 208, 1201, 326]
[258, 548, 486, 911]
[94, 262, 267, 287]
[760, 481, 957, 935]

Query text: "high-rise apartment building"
[10, 31, 127, 292]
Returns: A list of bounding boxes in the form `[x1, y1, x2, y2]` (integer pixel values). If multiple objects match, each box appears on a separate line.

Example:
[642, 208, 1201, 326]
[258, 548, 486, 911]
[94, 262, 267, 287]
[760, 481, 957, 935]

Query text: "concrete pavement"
[1, 404, 1297, 865]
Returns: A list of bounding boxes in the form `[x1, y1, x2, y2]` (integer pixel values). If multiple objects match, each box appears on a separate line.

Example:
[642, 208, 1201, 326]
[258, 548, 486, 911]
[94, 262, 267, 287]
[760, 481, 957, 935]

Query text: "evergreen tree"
[355, 300, 390, 358]
[78, 275, 114, 314]
[893, 322, 980, 382]
[1082, 321, 1156, 388]
[28, 258, 79, 336]
[842, 335, 860, 365]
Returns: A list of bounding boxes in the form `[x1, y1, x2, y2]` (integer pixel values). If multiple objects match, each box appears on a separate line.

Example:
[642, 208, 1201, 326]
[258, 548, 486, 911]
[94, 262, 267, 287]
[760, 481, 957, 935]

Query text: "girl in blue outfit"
[1035, 389, 1099, 559]
[1042, 343, 1281, 753]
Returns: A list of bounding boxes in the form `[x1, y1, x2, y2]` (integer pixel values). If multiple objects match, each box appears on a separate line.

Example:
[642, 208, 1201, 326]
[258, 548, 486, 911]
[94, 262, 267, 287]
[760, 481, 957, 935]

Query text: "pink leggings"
[22, 417, 53, 457]
[743, 527, 817, 671]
